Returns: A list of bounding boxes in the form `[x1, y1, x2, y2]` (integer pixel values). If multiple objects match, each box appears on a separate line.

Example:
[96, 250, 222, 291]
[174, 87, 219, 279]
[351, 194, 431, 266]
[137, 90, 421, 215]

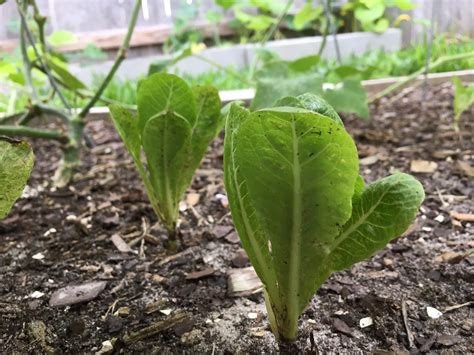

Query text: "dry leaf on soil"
[410, 160, 438, 173]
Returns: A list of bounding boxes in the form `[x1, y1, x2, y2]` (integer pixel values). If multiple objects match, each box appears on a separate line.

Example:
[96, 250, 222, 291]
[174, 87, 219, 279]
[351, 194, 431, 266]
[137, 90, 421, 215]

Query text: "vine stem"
[369, 51, 474, 103]
[79, 0, 142, 118]
[18, 0, 38, 101]
[17, 0, 72, 111]
[0, 125, 69, 143]
[193, 54, 254, 87]
[261, 0, 294, 45]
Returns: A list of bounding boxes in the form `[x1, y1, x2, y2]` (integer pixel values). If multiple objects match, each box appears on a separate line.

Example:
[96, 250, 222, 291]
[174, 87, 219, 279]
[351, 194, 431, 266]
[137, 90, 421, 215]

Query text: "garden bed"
[0, 82, 472, 353]
[71, 30, 402, 83]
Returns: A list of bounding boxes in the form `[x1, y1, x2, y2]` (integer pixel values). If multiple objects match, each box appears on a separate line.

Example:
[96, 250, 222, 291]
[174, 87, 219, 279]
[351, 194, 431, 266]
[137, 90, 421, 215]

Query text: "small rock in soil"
[180, 328, 203, 346]
[333, 318, 353, 336]
[49, 281, 107, 307]
[436, 334, 462, 347]
[426, 306, 443, 319]
[106, 315, 124, 333]
[427, 270, 441, 281]
[391, 244, 411, 253]
[225, 231, 240, 244]
[231, 249, 249, 268]
[97, 339, 115, 354]
[116, 306, 130, 317]
[211, 225, 233, 239]
[173, 318, 195, 336]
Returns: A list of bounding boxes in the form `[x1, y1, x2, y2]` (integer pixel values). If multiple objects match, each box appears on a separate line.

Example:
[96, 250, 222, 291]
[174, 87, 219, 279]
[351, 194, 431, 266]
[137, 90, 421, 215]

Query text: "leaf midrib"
[288, 115, 302, 316]
[331, 177, 398, 253]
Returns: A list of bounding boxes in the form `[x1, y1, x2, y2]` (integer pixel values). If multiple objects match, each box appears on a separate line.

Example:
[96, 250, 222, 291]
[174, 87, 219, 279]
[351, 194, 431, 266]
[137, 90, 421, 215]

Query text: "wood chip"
[410, 160, 438, 173]
[186, 193, 200, 207]
[457, 160, 474, 177]
[123, 312, 189, 345]
[185, 268, 215, 280]
[227, 267, 262, 297]
[435, 249, 474, 264]
[450, 211, 474, 222]
[110, 234, 133, 253]
[333, 318, 353, 336]
[359, 155, 379, 166]
[365, 270, 399, 279]
[436, 334, 462, 347]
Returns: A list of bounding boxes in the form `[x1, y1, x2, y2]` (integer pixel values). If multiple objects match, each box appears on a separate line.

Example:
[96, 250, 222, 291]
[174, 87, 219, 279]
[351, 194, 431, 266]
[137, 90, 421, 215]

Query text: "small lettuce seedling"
[110, 73, 222, 236]
[224, 94, 424, 342]
[0, 136, 34, 219]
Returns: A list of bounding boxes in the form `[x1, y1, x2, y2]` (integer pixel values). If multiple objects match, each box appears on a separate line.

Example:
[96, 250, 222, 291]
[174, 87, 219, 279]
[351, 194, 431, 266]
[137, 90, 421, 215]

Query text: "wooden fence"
[0, 0, 473, 46]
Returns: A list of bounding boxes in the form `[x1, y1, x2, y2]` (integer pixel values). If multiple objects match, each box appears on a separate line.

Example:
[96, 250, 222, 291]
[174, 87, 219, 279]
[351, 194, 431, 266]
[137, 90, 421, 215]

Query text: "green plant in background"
[224, 94, 424, 342]
[0, 0, 142, 187]
[342, 0, 416, 33]
[0, 136, 34, 219]
[163, 0, 203, 54]
[251, 54, 369, 118]
[452, 77, 474, 132]
[215, 0, 288, 42]
[110, 73, 222, 241]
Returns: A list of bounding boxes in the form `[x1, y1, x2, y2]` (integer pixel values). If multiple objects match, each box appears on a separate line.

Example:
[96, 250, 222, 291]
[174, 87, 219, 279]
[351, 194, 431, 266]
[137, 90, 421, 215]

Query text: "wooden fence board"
[0, 0, 473, 48]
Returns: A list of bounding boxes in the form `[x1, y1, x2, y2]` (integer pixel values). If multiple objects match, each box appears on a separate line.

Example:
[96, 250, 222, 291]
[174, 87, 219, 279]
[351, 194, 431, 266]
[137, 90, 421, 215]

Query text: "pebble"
[231, 250, 249, 268]
[247, 312, 258, 320]
[49, 281, 107, 307]
[180, 329, 203, 346]
[106, 316, 123, 333]
[225, 232, 240, 244]
[116, 306, 130, 317]
[96, 340, 114, 354]
[426, 306, 443, 319]
[359, 317, 373, 328]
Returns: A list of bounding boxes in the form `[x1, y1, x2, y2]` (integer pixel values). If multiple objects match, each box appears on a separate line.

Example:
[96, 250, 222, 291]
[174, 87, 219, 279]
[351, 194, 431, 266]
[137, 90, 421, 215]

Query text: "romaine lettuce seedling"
[0, 136, 34, 219]
[110, 73, 222, 237]
[224, 94, 424, 342]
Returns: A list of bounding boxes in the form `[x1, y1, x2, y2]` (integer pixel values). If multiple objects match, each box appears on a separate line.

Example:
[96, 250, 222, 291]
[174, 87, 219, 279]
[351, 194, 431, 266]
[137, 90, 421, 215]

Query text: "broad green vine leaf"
[110, 73, 221, 235]
[252, 59, 369, 118]
[224, 95, 424, 341]
[48, 59, 86, 90]
[47, 30, 77, 46]
[323, 79, 369, 119]
[251, 74, 324, 110]
[0, 137, 34, 219]
[293, 3, 322, 30]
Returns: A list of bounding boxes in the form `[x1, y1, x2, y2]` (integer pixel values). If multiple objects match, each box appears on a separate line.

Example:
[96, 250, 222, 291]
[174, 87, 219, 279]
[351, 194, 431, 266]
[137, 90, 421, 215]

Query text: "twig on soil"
[436, 188, 450, 207]
[122, 311, 189, 345]
[402, 300, 415, 349]
[152, 246, 199, 266]
[102, 299, 121, 321]
[443, 301, 473, 313]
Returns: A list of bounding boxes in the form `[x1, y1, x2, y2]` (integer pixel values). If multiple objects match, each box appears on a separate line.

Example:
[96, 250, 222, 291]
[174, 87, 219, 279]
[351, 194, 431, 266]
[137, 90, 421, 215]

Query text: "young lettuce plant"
[224, 94, 424, 342]
[109, 73, 222, 238]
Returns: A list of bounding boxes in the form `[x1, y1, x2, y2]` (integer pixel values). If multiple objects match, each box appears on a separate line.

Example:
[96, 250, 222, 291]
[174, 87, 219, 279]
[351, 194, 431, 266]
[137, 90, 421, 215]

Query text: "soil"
[1, 82, 473, 354]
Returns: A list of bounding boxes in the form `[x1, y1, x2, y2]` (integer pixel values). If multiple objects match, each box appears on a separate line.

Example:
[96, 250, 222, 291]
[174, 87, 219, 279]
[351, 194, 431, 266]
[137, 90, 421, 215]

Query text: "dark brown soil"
[1, 83, 473, 353]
